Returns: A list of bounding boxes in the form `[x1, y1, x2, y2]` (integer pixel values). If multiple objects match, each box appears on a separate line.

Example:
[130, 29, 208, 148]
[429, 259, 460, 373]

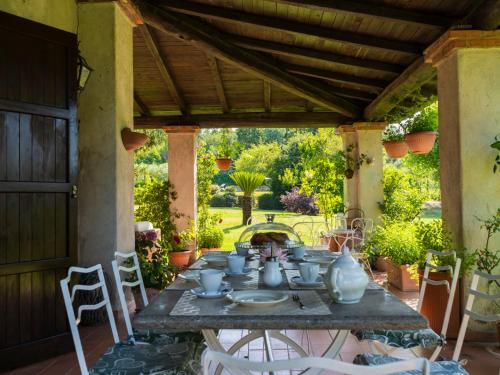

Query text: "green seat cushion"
[90, 331, 205, 374]
[354, 353, 469, 375]
[352, 328, 443, 349]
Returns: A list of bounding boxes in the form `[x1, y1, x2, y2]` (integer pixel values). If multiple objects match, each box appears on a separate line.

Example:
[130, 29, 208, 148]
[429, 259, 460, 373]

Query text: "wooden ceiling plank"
[155, 0, 423, 55]
[136, 1, 361, 118]
[134, 91, 151, 116]
[206, 54, 230, 113]
[134, 111, 347, 128]
[229, 34, 404, 74]
[264, 81, 271, 112]
[138, 24, 188, 114]
[364, 57, 436, 121]
[272, 0, 453, 28]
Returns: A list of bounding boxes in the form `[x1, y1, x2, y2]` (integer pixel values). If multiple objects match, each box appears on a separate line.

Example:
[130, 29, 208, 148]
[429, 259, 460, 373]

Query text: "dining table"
[133, 249, 428, 375]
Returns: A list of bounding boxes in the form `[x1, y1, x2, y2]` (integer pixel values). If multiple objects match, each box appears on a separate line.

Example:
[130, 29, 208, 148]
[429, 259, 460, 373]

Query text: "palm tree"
[230, 172, 265, 225]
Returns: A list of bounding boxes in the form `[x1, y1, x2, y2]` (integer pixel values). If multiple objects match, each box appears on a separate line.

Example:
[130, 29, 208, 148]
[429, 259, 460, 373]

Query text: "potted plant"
[362, 227, 389, 271]
[198, 226, 224, 254]
[215, 129, 238, 171]
[162, 229, 194, 268]
[378, 223, 423, 291]
[382, 124, 408, 158]
[412, 220, 476, 338]
[404, 104, 438, 154]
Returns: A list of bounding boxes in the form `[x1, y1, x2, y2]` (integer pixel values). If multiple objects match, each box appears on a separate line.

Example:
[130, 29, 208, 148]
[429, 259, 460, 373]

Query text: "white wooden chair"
[354, 250, 461, 361]
[202, 349, 431, 375]
[355, 268, 497, 375]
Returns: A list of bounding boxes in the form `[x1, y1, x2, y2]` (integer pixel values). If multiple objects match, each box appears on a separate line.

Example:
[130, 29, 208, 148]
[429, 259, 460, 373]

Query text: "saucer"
[291, 275, 323, 287]
[223, 267, 252, 277]
[288, 255, 305, 261]
[191, 283, 232, 299]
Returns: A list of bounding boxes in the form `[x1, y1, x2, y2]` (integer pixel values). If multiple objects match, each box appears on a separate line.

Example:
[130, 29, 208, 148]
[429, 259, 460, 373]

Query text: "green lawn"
[210, 206, 442, 250]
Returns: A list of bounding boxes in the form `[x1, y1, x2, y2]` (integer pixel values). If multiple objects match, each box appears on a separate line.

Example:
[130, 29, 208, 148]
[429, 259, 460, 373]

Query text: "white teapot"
[322, 246, 369, 304]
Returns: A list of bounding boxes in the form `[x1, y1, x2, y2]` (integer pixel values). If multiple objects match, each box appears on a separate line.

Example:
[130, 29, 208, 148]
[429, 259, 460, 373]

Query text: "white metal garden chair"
[61, 263, 203, 375]
[354, 262, 496, 375]
[202, 349, 432, 375]
[354, 250, 461, 361]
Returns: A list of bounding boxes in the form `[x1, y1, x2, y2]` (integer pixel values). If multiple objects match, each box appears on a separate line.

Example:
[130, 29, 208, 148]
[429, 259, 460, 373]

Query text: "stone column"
[338, 125, 359, 212]
[77, 3, 135, 276]
[353, 122, 386, 225]
[425, 30, 500, 337]
[165, 126, 199, 256]
[425, 30, 500, 251]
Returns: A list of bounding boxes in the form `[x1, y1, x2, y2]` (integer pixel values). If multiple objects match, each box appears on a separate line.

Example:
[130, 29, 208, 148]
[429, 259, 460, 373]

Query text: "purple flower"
[145, 230, 158, 241]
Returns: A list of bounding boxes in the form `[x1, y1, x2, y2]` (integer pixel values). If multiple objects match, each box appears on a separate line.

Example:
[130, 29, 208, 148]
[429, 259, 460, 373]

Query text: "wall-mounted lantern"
[77, 53, 93, 91]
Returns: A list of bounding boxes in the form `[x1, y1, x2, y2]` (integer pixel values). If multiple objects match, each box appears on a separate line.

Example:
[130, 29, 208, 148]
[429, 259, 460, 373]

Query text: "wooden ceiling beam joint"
[206, 54, 230, 113]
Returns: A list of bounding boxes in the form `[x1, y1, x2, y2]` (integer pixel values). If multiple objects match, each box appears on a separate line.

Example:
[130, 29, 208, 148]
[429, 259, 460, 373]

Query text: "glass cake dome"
[236, 214, 303, 250]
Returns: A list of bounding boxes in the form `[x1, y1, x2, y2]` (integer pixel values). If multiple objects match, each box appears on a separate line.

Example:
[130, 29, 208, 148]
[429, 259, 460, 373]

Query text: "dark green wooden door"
[0, 11, 78, 370]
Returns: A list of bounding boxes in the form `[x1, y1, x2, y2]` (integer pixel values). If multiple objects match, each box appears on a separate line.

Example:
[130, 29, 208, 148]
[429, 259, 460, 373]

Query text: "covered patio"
[0, 0, 499, 374]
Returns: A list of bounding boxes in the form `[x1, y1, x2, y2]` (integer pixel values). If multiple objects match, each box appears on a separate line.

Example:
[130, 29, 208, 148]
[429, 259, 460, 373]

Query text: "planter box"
[387, 260, 419, 291]
[418, 271, 460, 339]
[375, 256, 389, 272]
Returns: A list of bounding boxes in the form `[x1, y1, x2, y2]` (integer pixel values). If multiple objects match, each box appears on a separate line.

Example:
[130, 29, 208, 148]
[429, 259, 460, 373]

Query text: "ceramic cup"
[199, 269, 224, 295]
[234, 243, 249, 257]
[292, 245, 305, 260]
[228, 255, 245, 274]
[299, 262, 320, 283]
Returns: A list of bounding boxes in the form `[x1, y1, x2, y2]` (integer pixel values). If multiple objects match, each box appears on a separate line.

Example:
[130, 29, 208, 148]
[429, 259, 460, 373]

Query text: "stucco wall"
[0, 0, 77, 33]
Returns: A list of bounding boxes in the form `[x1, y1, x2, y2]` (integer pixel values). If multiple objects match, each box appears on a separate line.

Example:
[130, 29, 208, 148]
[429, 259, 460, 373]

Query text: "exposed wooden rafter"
[273, 0, 453, 28]
[136, 1, 361, 118]
[138, 24, 188, 114]
[228, 34, 404, 74]
[134, 112, 347, 128]
[206, 54, 229, 113]
[155, 0, 423, 55]
[133, 91, 150, 116]
[264, 81, 271, 112]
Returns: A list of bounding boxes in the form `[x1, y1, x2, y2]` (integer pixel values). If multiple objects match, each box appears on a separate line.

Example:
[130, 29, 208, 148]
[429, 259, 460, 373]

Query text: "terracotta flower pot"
[387, 260, 419, 291]
[383, 140, 409, 158]
[168, 250, 191, 268]
[405, 131, 437, 154]
[121, 128, 149, 151]
[200, 247, 221, 254]
[375, 256, 389, 272]
[215, 158, 232, 171]
[418, 270, 460, 339]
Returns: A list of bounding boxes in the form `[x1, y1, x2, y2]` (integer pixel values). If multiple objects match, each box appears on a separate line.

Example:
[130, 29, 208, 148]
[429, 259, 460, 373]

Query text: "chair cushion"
[352, 328, 443, 349]
[354, 353, 469, 375]
[90, 331, 205, 374]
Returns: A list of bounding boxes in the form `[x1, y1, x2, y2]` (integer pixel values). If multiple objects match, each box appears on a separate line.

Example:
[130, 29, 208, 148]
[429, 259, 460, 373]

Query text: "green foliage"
[258, 192, 282, 210]
[134, 129, 167, 164]
[475, 209, 500, 277]
[382, 124, 405, 142]
[134, 240, 178, 289]
[134, 178, 179, 240]
[215, 128, 241, 158]
[403, 141, 440, 182]
[403, 103, 438, 133]
[198, 226, 224, 248]
[230, 172, 265, 194]
[134, 163, 167, 187]
[492, 134, 500, 173]
[379, 165, 428, 223]
[210, 187, 238, 207]
[234, 143, 281, 175]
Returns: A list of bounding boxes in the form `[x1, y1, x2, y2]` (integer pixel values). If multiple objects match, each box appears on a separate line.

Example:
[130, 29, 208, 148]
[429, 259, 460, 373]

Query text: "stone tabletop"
[134, 250, 428, 332]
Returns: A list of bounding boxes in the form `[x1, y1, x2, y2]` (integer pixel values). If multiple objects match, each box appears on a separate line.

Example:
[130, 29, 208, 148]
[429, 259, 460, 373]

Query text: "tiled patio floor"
[6, 272, 499, 375]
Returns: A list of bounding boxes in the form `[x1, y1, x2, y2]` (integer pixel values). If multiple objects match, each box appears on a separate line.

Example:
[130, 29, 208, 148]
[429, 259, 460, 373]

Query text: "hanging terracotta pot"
[168, 250, 191, 268]
[405, 131, 437, 154]
[121, 128, 149, 151]
[215, 158, 232, 171]
[383, 140, 409, 158]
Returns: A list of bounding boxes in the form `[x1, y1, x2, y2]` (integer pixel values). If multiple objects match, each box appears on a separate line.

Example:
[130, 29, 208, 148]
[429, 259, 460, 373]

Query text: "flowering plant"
[259, 244, 287, 263]
[159, 227, 194, 253]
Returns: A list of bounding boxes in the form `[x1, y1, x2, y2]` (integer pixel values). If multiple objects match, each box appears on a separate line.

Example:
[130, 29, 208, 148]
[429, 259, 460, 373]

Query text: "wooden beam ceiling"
[136, 0, 361, 118]
[273, 0, 453, 28]
[133, 91, 150, 116]
[156, 0, 423, 55]
[228, 34, 404, 74]
[134, 111, 347, 128]
[206, 54, 229, 113]
[264, 82, 271, 112]
[138, 24, 188, 114]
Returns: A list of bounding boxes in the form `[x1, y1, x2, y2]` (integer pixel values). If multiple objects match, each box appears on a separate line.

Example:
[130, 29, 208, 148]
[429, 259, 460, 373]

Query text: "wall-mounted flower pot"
[405, 131, 437, 154]
[383, 140, 409, 158]
[168, 250, 191, 268]
[418, 270, 460, 339]
[215, 158, 232, 171]
[121, 128, 149, 151]
[387, 260, 419, 291]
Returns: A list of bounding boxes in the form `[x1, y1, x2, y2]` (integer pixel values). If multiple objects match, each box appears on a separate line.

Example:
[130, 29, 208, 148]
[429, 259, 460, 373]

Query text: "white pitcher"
[263, 257, 282, 287]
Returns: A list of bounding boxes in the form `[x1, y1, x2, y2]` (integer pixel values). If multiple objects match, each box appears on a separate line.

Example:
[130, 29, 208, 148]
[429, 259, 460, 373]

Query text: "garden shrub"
[258, 193, 282, 210]
[280, 187, 318, 215]
[198, 226, 224, 249]
[210, 188, 238, 207]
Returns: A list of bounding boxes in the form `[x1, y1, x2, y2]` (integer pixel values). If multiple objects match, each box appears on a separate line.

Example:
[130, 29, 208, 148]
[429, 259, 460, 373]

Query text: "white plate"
[304, 256, 335, 265]
[226, 290, 288, 307]
[178, 270, 201, 281]
[291, 275, 324, 287]
[223, 267, 252, 277]
[191, 284, 232, 299]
